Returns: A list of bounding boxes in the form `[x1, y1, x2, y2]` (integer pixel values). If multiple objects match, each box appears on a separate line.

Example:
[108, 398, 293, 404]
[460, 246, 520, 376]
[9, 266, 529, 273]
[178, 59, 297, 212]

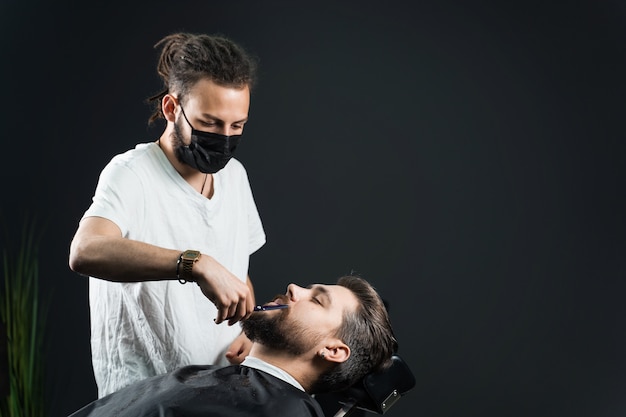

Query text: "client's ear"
[321, 340, 351, 363]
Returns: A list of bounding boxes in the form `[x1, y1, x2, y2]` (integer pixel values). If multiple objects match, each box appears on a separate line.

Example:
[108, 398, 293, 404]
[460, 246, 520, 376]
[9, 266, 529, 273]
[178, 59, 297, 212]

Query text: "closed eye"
[307, 284, 331, 307]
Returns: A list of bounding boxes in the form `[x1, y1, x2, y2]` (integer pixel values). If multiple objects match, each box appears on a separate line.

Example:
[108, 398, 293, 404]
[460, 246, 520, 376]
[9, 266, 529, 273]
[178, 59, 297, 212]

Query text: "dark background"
[1, 1, 625, 416]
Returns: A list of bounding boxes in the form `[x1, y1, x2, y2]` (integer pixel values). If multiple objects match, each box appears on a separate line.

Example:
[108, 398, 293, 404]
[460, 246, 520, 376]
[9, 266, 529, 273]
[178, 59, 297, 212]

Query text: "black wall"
[2, 1, 625, 416]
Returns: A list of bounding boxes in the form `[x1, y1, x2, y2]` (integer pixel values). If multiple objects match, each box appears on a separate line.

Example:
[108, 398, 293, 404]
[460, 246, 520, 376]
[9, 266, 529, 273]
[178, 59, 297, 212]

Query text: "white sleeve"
[242, 169, 266, 255]
[82, 159, 145, 237]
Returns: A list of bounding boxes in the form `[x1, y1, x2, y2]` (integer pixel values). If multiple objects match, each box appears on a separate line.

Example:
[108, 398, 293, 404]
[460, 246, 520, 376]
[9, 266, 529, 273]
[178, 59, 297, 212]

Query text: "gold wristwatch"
[177, 250, 201, 284]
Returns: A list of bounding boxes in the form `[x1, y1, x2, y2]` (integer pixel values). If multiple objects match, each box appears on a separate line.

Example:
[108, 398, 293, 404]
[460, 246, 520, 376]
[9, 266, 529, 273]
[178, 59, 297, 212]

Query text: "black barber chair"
[316, 354, 416, 416]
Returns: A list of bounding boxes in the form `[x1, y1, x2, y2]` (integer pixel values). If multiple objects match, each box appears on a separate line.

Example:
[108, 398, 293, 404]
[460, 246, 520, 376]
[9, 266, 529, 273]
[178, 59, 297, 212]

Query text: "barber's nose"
[215, 126, 235, 137]
[286, 284, 305, 302]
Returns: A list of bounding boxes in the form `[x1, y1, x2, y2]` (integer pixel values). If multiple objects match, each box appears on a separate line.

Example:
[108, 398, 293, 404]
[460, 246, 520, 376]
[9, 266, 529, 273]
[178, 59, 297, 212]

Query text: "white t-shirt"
[82, 142, 266, 397]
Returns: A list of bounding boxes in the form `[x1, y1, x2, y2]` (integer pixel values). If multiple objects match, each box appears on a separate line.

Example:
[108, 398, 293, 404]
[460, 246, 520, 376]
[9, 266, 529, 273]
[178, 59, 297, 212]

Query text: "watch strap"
[177, 250, 201, 284]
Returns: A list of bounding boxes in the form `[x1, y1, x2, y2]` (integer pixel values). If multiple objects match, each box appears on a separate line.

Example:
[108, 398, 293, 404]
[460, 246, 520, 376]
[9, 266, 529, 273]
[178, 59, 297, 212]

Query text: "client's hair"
[311, 275, 398, 393]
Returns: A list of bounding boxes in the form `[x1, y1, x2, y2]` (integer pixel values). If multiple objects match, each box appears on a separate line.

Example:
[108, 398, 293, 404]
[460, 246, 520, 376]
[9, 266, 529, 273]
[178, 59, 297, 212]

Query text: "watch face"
[184, 250, 200, 259]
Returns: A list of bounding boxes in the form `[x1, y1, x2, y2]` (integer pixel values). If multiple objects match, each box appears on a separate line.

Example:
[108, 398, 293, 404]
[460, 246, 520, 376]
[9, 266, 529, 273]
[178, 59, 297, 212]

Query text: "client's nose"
[286, 283, 305, 302]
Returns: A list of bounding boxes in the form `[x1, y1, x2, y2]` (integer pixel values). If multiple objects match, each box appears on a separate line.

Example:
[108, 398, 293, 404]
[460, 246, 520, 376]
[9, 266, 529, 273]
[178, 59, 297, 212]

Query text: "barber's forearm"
[70, 235, 181, 282]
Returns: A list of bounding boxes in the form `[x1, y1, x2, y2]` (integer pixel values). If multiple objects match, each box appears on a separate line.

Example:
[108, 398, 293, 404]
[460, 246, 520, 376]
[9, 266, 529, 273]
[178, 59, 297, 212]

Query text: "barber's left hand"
[225, 332, 253, 364]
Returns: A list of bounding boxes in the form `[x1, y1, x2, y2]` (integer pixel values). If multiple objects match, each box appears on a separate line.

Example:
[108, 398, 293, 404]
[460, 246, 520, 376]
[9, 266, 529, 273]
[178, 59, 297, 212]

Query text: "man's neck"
[156, 135, 214, 197]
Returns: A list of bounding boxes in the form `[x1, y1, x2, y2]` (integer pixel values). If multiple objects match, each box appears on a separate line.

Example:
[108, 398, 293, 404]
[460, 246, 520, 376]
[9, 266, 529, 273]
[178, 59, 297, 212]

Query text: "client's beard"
[242, 308, 323, 356]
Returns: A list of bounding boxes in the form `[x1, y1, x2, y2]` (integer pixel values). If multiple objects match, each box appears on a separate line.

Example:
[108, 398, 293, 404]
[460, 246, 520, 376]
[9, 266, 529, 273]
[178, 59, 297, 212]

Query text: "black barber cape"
[69, 364, 325, 417]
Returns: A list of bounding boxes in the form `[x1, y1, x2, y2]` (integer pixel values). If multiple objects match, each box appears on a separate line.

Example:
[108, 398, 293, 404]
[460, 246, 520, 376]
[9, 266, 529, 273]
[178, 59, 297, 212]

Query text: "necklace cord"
[200, 173, 208, 194]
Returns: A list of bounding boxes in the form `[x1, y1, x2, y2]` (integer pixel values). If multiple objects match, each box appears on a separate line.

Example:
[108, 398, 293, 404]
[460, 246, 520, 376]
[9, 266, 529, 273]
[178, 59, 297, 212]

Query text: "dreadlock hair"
[146, 32, 258, 124]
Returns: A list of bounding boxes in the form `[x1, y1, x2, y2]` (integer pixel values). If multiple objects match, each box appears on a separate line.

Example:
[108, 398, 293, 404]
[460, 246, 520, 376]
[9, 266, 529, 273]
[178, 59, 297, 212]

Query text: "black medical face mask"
[174, 105, 242, 174]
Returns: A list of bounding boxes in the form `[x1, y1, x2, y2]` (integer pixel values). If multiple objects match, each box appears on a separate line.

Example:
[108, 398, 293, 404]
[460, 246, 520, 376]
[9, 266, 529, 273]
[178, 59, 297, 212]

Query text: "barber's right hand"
[193, 255, 254, 325]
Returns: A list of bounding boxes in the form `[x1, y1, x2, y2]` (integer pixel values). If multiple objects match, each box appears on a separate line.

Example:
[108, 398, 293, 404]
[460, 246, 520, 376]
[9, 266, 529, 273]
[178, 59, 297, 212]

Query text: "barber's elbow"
[68, 238, 90, 275]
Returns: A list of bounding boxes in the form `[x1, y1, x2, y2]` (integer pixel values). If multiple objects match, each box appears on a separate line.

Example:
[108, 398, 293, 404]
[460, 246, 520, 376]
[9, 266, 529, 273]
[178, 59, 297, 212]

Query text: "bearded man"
[68, 275, 398, 417]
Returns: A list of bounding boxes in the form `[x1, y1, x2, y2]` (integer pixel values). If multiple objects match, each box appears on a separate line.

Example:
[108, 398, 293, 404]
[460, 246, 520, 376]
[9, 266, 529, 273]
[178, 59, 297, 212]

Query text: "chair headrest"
[336, 354, 416, 414]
